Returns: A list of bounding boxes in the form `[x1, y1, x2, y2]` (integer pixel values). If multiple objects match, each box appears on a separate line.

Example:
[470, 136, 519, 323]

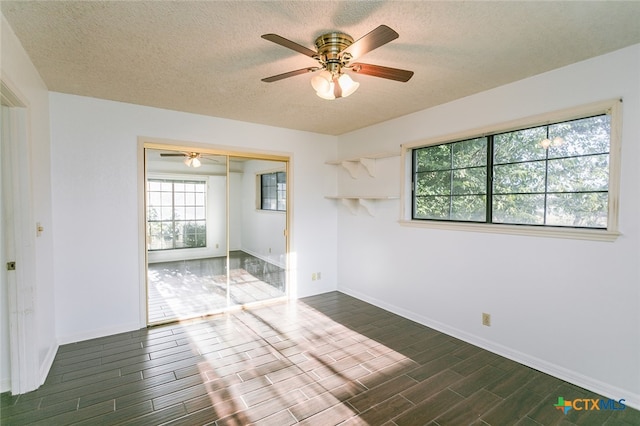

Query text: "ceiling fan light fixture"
[183, 153, 202, 168]
[311, 70, 332, 92]
[338, 73, 359, 97]
[312, 71, 359, 100]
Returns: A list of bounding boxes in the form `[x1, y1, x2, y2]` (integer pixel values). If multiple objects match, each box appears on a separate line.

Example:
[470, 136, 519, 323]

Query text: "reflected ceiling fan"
[261, 25, 413, 100]
[160, 152, 221, 168]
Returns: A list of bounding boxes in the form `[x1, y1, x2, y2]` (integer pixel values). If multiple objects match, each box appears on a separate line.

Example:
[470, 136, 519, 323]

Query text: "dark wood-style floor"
[1, 292, 638, 425]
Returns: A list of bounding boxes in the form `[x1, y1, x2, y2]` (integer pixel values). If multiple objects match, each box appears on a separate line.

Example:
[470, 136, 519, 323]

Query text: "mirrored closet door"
[144, 147, 288, 325]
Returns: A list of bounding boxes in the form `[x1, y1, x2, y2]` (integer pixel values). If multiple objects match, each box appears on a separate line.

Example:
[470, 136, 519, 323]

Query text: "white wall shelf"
[325, 152, 398, 178]
[325, 196, 398, 216]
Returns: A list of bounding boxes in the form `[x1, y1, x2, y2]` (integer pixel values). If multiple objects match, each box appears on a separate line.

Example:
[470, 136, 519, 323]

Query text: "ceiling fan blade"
[342, 25, 399, 61]
[261, 34, 317, 58]
[262, 67, 317, 83]
[351, 63, 414, 82]
[160, 153, 187, 157]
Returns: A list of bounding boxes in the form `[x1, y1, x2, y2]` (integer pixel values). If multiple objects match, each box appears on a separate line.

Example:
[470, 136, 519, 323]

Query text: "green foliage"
[413, 114, 611, 228]
[183, 221, 206, 248]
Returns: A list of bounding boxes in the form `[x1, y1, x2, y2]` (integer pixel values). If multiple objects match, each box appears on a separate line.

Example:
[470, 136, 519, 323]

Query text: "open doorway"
[143, 145, 289, 325]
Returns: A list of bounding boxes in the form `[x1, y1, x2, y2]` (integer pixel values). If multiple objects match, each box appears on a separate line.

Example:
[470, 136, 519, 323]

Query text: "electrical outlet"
[216, 243, 219, 249]
[269, 248, 272, 254]
[312, 273, 317, 281]
[482, 313, 491, 327]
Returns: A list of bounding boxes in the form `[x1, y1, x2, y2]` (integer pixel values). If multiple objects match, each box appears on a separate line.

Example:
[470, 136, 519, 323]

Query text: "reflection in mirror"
[228, 158, 287, 307]
[145, 149, 288, 325]
[145, 148, 228, 324]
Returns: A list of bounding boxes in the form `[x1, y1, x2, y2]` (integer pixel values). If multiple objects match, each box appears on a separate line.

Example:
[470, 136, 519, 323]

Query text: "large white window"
[403, 100, 622, 240]
[147, 179, 207, 250]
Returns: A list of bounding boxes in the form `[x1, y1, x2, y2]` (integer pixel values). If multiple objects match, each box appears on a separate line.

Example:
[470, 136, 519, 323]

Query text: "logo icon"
[554, 397, 572, 415]
[553, 396, 626, 415]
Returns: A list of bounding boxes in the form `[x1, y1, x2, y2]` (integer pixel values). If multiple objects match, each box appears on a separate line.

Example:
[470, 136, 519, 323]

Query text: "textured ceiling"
[2, 1, 640, 135]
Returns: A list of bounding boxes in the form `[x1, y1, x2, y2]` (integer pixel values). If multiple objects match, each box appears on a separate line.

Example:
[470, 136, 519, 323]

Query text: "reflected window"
[260, 171, 286, 211]
[147, 179, 207, 250]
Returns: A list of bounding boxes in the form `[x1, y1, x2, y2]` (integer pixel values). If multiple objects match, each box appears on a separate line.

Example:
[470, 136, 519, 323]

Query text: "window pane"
[452, 167, 486, 195]
[160, 223, 174, 249]
[547, 115, 610, 159]
[494, 127, 547, 164]
[146, 179, 206, 250]
[415, 144, 451, 172]
[149, 192, 161, 206]
[547, 155, 609, 193]
[185, 207, 195, 220]
[173, 207, 184, 220]
[415, 170, 450, 196]
[174, 192, 185, 205]
[161, 192, 172, 205]
[493, 161, 546, 194]
[452, 137, 487, 168]
[261, 172, 286, 211]
[147, 207, 160, 221]
[492, 194, 545, 225]
[451, 195, 486, 221]
[414, 195, 449, 219]
[546, 193, 608, 228]
[161, 207, 172, 220]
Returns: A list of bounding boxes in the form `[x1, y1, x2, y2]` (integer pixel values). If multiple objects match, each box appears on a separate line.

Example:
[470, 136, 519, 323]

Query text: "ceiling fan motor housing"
[314, 32, 353, 71]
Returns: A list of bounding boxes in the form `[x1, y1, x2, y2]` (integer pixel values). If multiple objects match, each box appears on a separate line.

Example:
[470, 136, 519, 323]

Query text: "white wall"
[238, 159, 287, 267]
[1, 14, 57, 390]
[49, 93, 339, 343]
[336, 44, 640, 407]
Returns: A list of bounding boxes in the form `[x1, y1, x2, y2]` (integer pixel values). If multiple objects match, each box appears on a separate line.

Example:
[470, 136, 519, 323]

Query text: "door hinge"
[6, 261, 16, 271]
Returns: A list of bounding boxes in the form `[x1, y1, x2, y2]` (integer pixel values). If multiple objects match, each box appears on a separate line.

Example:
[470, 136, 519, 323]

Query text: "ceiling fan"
[159, 152, 221, 168]
[261, 25, 413, 100]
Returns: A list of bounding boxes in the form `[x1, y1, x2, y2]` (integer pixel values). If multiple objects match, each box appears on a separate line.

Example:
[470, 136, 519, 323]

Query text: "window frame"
[257, 170, 286, 212]
[400, 99, 622, 241]
[146, 177, 208, 251]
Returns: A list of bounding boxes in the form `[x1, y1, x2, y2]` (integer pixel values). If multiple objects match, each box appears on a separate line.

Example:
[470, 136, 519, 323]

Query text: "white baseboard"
[338, 286, 640, 410]
[39, 342, 59, 386]
[57, 322, 141, 346]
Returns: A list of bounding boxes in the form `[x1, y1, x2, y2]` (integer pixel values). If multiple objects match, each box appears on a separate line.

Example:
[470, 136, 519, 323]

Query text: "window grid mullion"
[448, 146, 453, 219]
[543, 126, 550, 226]
[487, 135, 494, 223]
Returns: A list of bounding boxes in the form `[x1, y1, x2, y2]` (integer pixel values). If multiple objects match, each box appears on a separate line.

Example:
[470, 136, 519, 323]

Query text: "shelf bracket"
[339, 198, 375, 216]
[359, 158, 376, 177]
[340, 161, 361, 179]
[340, 198, 360, 215]
[358, 198, 376, 216]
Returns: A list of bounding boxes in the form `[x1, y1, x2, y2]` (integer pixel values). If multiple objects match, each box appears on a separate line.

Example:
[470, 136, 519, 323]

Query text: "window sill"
[398, 220, 620, 242]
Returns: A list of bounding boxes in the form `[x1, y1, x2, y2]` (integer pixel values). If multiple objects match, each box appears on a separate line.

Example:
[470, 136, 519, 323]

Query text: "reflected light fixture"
[539, 136, 564, 149]
[183, 152, 202, 168]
